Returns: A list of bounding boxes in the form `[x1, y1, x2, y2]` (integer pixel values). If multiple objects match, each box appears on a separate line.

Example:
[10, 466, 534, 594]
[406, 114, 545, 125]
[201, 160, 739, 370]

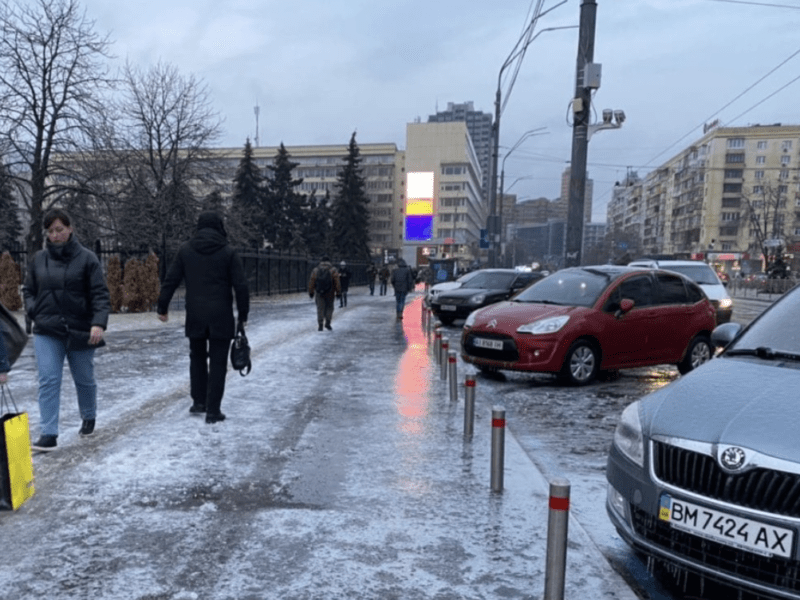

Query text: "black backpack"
[315, 267, 333, 294]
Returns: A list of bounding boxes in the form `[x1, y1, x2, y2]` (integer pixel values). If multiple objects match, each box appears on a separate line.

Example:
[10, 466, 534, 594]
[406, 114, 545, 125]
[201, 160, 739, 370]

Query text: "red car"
[461, 265, 717, 385]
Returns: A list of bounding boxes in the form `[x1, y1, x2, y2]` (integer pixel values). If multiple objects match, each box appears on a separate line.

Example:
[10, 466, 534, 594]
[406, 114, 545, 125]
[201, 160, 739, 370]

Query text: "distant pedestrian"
[338, 261, 352, 307]
[0, 322, 9, 385]
[157, 211, 250, 424]
[366, 263, 378, 296]
[308, 256, 341, 331]
[23, 208, 110, 452]
[390, 258, 416, 320]
[378, 263, 390, 296]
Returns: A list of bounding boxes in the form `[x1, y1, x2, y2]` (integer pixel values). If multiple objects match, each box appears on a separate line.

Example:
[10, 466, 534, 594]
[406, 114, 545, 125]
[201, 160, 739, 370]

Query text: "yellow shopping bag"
[0, 386, 35, 510]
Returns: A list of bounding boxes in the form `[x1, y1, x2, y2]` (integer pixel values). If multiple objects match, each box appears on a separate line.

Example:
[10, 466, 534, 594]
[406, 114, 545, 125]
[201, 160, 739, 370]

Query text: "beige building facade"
[607, 124, 800, 273]
[404, 121, 486, 266]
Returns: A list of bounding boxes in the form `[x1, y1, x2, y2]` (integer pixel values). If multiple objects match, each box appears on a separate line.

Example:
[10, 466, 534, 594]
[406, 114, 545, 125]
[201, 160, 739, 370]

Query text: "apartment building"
[608, 124, 800, 274]
[428, 101, 493, 201]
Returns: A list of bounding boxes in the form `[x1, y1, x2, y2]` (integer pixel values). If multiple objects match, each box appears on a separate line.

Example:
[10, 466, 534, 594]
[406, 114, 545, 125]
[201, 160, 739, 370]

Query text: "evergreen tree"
[229, 139, 263, 247]
[303, 191, 332, 257]
[331, 132, 371, 260]
[264, 143, 305, 251]
[0, 163, 22, 251]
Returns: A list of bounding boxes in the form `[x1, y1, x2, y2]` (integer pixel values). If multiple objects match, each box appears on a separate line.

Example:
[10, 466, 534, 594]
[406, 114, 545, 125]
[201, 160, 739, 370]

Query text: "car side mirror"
[615, 298, 635, 319]
[711, 322, 741, 348]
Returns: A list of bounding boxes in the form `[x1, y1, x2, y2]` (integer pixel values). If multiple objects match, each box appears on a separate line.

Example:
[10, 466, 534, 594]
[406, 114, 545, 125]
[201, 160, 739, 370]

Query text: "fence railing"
[3, 243, 371, 298]
[728, 277, 798, 298]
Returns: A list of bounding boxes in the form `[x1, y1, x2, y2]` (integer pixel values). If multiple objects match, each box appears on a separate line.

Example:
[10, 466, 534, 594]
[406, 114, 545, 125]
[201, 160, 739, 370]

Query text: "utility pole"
[565, 0, 597, 268]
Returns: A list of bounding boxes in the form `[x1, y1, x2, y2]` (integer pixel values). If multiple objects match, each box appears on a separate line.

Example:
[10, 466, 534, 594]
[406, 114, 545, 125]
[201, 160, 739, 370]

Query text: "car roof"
[628, 259, 712, 268]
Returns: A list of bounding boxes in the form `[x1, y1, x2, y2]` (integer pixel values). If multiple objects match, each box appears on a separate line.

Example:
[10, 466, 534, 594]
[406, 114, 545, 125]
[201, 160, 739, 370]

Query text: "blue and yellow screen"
[406, 172, 434, 242]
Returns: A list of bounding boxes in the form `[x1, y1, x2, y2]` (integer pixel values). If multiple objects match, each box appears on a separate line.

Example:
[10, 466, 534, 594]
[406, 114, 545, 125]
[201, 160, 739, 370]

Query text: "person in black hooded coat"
[157, 212, 249, 423]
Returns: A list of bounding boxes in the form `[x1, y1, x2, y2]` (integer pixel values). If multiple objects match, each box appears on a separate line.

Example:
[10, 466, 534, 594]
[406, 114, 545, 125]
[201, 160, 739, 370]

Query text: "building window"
[782, 155, 791, 165]
[756, 156, 766, 164]
[795, 228, 800, 236]
[721, 212, 740, 221]
[779, 185, 788, 194]
[783, 140, 793, 150]
[755, 170, 764, 180]
[723, 183, 742, 193]
[753, 185, 764, 194]
[727, 138, 745, 148]
[757, 140, 768, 150]
[725, 153, 745, 164]
[720, 227, 738, 236]
[722, 197, 741, 208]
[721, 243, 732, 251]
[780, 169, 790, 180]
[724, 169, 743, 178]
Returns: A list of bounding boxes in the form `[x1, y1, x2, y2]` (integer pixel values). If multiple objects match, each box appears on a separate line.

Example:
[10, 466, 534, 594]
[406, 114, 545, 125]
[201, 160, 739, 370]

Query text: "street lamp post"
[488, 14, 576, 267]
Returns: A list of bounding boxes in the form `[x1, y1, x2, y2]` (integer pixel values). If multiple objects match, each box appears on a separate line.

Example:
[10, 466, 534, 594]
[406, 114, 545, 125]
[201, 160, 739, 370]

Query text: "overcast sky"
[77, 0, 800, 221]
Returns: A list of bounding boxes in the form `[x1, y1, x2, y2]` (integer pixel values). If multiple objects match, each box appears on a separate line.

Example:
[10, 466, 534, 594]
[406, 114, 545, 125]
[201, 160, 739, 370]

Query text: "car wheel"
[439, 316, 455, 326]
[560, 339, 600, 386]
[677, 334, 712, 375]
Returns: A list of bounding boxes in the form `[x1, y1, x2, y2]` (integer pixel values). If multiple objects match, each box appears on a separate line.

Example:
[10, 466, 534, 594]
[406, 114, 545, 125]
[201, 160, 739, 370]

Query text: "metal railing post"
[463, 375, 476, 437]
[544, 479, 571, 600]
[491, 407, 505, 493]
[448, 350, 458, 402]
[440, 337, 449, 380]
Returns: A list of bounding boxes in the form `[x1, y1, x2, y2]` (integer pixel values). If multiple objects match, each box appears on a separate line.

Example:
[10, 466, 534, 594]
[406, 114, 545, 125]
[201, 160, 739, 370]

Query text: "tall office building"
[428, 102, 493, 201]
[560, 167, 593, 222]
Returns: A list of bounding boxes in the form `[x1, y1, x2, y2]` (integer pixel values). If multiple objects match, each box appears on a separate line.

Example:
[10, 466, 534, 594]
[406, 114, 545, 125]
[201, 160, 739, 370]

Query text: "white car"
[628, 259, 733, 323]
[425, 271, 480, 306]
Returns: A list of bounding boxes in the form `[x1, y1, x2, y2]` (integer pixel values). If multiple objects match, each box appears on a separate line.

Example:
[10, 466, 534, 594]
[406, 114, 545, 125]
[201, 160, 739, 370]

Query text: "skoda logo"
[719, 446, 747, 472]
[487, 319, 497, 329]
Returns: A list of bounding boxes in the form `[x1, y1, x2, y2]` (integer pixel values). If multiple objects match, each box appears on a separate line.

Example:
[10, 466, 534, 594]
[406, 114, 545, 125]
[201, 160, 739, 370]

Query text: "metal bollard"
[448, 350, 458, 402]
[490, 407, 505, 493]
[440, 337, 449, 380]
[434, 328, 442, 363]
[463, 375, 476, 437]
[544, 479, 571, 600]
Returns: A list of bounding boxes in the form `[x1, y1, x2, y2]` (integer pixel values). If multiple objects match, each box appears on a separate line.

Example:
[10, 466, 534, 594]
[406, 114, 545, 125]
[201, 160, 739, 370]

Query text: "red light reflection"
[393, 294, 433, 434]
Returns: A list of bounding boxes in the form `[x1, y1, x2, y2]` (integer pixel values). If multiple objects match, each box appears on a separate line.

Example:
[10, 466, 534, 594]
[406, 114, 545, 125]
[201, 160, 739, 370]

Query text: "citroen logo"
[487, 319, 497, 329]
[719, 446, 747, 472]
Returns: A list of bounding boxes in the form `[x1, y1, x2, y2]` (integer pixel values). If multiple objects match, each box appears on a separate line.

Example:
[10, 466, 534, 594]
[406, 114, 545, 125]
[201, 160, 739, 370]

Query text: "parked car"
[606, 282, 800, 599]
[628, 259, 733, 324]
[430, 269, 543, 326]
[425, 270, 480, 307]
[460, 265, 716, 385]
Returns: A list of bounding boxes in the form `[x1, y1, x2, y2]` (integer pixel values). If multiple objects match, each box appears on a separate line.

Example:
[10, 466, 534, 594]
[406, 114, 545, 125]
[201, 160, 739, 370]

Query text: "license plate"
[441, 304, 457, 311]
[473, 337, 503, 351]
[659, 495, 795, 558]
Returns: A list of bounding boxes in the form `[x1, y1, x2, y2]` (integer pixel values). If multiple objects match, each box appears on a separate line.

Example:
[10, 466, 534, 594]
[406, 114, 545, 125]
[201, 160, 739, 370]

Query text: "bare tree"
[742, 179, 788, 273]
[112, 61, 223, 275]
[0, 0, 113, 255]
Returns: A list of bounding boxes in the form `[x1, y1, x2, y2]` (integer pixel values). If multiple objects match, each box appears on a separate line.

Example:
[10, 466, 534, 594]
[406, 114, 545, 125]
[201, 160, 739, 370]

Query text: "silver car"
[606, 281, 800, 599]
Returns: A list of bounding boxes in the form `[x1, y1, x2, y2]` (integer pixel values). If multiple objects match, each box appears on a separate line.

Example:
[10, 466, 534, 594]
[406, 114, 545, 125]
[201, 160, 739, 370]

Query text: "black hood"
[190, 228, 229, 255]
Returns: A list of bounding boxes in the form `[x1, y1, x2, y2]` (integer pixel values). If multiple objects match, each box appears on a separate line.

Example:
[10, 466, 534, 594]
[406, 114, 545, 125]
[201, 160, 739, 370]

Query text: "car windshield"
[513, 270, 608, 307]
[456, 271, 479, 283]
[662, 265, 720, 285]
[727, 286, 800, 355]
[462, 272, 517, 290]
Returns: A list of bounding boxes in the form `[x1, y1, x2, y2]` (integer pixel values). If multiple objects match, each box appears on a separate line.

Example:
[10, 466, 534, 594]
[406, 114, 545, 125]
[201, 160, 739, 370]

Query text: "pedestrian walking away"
[379, 263, 390, 296]
[390, 258, 416, 320]
[308, 256, 341, 331]
[0, 321, 9, 385]
[366, 263, 378, 296]
[22, 208, 110, 452]
[157, 211, 250, 425]
[338, 261, 352, 307]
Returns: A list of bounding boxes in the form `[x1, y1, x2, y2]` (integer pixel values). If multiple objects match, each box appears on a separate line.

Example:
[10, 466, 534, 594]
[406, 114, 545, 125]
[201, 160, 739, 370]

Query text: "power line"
[701, 0, 800, 8]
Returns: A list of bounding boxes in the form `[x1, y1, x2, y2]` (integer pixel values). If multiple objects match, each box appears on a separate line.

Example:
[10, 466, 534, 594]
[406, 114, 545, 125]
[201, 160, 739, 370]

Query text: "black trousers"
[189, 337, 231, 415]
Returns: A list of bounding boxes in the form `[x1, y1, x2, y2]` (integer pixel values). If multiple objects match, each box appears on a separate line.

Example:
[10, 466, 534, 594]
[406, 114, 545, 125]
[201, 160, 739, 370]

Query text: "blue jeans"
[395, 291, 408, 314]
[34, 334, 97, 436]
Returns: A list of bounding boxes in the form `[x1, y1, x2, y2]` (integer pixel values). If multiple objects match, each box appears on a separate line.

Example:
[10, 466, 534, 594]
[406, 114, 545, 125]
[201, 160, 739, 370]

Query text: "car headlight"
[464, 310, 479, 328]
[719, 298, 733, 309]
[468, 293, 486, 305]
[614, 402, 644, 467]
[516, 315, 569, 334]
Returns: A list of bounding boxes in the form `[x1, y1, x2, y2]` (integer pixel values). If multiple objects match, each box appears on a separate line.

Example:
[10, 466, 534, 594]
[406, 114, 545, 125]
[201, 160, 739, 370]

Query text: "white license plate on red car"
[473, 337, 503, 351]
[441, 304, 457, 311]
[659, 495, 794, 558]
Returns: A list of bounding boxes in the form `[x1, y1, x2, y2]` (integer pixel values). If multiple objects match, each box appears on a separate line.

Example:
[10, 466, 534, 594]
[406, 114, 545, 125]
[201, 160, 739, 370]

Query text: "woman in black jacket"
[23, 208, 110, 451]
[157, 212, 249, 424]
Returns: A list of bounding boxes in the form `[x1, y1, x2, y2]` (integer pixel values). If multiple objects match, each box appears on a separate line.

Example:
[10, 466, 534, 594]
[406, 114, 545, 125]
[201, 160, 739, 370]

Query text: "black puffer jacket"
[23, 235, 110, 338]
[157, 227, 249, 339]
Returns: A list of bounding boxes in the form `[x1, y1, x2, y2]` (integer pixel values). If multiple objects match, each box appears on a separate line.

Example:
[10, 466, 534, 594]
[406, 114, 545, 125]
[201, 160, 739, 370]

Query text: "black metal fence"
[3, 242, 371, 298]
